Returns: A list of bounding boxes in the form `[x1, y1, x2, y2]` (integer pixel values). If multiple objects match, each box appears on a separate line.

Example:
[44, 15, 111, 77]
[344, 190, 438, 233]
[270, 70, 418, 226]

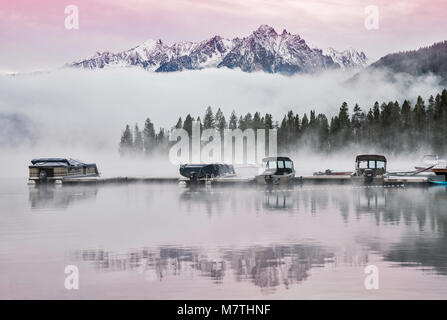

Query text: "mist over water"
[0, 68, 443, 151]
[0, 67, 443, 179]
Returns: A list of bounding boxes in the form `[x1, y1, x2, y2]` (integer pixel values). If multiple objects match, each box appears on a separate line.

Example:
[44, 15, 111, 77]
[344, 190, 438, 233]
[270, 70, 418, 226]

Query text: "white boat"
[351, 154, 387, 185]
[255, 157, 295, 185]
[415, 155, 447, 170]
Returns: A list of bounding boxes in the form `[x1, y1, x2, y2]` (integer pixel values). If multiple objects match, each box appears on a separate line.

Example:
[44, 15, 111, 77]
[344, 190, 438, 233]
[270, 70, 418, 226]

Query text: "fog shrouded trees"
[133, 124, 143, 154]
[119, 125, 133, 156]
[119, 89, 447, 157]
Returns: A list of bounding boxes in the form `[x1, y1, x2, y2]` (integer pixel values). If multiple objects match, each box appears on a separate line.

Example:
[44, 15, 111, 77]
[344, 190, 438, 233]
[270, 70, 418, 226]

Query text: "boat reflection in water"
[5, 182, 447, 298]
[262, 189, 294, 210]
[28, 185, 98, 210]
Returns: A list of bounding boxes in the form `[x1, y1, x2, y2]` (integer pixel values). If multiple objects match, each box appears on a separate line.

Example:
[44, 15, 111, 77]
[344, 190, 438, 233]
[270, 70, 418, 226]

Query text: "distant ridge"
[353, 41, 447, 83]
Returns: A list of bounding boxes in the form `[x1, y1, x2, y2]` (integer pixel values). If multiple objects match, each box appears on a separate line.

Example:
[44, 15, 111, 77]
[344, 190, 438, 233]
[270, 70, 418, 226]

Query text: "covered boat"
[179, 163, 236, 183]
[351, 154, 387, 185]
[28, 158, 99, 183]
[255, 157, 295, 185]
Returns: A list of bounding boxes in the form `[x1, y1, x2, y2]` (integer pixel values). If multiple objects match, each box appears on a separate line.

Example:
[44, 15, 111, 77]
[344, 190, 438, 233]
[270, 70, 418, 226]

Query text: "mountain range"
[69, 25, 368, 75]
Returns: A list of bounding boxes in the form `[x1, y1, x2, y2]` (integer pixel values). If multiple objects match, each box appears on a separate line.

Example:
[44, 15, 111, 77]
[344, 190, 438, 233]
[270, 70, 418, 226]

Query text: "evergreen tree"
[183, 114, 194, 136]
[301, 114, 309, 133]
[433, 93, 445, 153]
[316, 114, 329, 152]
[175, 117, 183, 129]
[373, 102, 380, 122]
[143, 118, 156, 155]
[264, 113, 273, 130]
[427, 96, 435, 143]
[351, 104, 365, 144]
[413, 96, 426, 149]
[253, 112, 262, 130]
[229, 111, 238, 130]
[134, 123, 143, 153]
[156, 128, 166, 146]
[214, 108, 227, 133]
[238, 115, 245, 130]
[203, 106, 215, 129]
[119, 125, 133, 156]
[243, 113, 253, 129]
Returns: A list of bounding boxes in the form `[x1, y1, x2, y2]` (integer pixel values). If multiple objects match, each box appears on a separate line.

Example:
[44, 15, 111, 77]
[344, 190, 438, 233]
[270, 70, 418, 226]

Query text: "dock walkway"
[58, 174, 434, 186]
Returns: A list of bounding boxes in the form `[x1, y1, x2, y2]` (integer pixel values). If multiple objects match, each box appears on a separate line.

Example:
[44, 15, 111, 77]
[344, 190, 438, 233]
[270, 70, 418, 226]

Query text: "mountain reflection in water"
[74, 244, 336, 292]
[1, 183, 446, 298]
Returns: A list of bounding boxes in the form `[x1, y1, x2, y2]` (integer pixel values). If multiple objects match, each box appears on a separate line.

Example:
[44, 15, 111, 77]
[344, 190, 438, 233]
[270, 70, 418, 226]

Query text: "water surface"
[1, 181, 447, 299]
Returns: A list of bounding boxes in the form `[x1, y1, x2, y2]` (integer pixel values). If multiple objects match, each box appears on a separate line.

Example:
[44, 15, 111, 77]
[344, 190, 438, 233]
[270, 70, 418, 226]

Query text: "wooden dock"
[62, 177, 179, 185]
[28, 172, 439, 187]
[60, 174, 363, 186]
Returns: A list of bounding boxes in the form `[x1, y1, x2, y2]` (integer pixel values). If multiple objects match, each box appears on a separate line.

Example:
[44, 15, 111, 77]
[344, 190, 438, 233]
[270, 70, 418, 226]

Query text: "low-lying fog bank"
[0, 145, 428, 180]
[0, 67, 443, 180]
[0, 68, 443, 151]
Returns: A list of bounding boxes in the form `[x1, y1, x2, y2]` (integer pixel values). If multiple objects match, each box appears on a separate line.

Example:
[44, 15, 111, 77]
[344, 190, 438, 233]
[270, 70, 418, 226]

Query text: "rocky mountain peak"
[69, 24, 368, 74]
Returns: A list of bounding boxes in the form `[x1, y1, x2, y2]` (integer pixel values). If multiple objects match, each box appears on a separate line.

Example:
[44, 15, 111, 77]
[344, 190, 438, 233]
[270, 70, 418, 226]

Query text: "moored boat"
[179, 163, 236, 184]
[28, 158, 99, 184]
[415, 155, 446, 170]
[255, 157, 295, 185]
[351, 154, 387, 185]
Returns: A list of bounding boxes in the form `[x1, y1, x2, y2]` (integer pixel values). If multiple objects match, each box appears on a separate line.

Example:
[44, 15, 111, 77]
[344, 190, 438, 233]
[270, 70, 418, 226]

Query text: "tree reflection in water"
[69, 185, 447, 293]
[74, 243, 334, 292]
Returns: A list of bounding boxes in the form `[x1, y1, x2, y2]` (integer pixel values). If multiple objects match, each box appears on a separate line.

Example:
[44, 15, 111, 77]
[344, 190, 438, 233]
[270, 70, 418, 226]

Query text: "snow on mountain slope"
[323, 47, 368, 68]
[69, 25, 368, 74]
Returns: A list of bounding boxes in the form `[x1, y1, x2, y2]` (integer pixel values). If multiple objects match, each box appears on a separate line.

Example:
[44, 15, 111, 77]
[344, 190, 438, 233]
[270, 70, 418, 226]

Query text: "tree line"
[119, 89, 447, 156]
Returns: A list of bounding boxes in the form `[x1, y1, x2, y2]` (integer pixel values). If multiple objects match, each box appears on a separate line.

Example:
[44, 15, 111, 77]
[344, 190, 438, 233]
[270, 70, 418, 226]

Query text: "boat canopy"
[30, 158, 96, 168]
[179, 163, 235, 179]
[262, 157, 293, 162]
[355, 155, 387, 162]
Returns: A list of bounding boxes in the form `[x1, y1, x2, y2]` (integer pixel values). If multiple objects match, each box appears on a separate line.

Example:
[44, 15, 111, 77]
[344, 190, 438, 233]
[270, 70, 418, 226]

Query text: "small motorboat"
[351, 154, 387, 185]
[255, 157, 295, 185]
[28, 158, 99, 184]
[415, 155, 447, 170]
[179, 163, 236, 184]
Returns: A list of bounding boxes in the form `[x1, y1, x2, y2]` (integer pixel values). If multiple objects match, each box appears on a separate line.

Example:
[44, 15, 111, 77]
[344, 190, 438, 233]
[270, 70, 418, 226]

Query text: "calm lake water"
[1, 180, 447, 299]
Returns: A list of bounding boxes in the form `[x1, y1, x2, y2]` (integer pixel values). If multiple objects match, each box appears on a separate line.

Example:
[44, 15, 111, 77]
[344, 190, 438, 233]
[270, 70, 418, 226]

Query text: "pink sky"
[1, 0, 447, 71]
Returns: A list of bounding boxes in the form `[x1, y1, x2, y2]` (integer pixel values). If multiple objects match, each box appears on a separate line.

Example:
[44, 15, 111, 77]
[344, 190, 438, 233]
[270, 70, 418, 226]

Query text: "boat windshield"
[285, 160, 293, 169]
[358, 161, 368, 169]
[376, 161, 386, 169]
[266, 160, 277, 169]
[358, 160, 385, 169]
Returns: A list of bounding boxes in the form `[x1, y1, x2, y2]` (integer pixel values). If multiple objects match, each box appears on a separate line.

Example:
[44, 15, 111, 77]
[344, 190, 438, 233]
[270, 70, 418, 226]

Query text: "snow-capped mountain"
[323, 47, 368, 68]
[69, 25, 368, 74]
